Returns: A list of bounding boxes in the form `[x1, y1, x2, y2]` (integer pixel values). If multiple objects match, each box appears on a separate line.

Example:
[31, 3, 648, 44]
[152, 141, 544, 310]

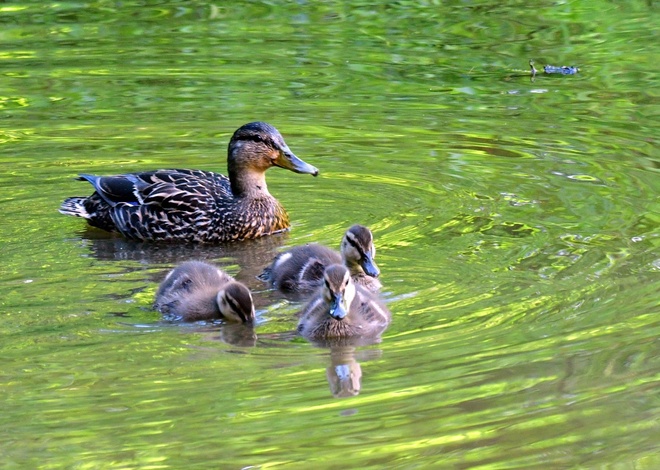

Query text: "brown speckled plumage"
[297, 264, 391, 340]
[59, 122, 318, 243]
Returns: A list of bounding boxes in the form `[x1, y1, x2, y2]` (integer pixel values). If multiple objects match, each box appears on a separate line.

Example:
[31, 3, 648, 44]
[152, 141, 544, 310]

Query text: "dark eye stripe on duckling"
[343, 270, 350, 287]
[225, 295, 248, 322]
[345, 233, 367, 259]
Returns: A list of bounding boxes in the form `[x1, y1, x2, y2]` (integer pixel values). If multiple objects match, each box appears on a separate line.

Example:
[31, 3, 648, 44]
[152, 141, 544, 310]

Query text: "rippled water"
[1, 1, 659, 468]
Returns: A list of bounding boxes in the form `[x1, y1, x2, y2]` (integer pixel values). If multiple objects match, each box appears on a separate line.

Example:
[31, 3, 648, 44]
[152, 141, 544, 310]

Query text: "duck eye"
[244, 134, 272, 146]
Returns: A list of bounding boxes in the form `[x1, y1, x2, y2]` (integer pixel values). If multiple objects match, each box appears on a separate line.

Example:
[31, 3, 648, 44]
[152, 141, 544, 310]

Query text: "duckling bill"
[154, 261, 255, 323]
[60, 122, 319, 243]
[298, 264, 391, 340]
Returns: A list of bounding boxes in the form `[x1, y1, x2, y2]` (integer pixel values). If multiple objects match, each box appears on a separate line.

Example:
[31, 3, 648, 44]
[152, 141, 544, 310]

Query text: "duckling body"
[261, 224, 381, 294]
[154, 261, 255, 323]
[298, 264, 391, 340]
[261, 243, 341, 293]
[59, 122, 319, 243]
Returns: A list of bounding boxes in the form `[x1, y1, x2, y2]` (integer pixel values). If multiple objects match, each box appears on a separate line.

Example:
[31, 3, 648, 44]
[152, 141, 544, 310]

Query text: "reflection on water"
[78, 227, 289, 284]
[194, 322, 259, 348]
[1, 0, 658, 468]
[324, 346, 385, 398]
[327, 357, 362, 398]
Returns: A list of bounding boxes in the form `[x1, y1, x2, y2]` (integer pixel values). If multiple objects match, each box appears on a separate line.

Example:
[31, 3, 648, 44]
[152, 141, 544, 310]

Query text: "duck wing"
[79, 169, 232, 208]
[86, 169, 232, 241]
[134, 169, 231, 212]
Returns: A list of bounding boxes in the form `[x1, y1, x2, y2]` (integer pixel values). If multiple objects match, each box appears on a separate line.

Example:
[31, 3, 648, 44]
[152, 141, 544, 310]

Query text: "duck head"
[228, 121, 318, 176]
[340, 224, 380, 278]
[216, 281, 256, 323]
[322, 264, 356, 321]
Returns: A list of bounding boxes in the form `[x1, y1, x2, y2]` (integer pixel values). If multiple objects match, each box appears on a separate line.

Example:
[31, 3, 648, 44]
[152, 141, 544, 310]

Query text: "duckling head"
[216, 281, 256, 324]
[228, 122, 318, 189]
[340, 224, 380, 278]
[323, 264, 357, 321]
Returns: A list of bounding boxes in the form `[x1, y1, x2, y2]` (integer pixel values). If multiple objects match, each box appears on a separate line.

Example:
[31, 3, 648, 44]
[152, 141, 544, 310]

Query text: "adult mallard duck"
[59, 122, 319, 243]
[260, 224, 381, 294]
[298, 264, 391, 340]
[154, 260, 255, 323]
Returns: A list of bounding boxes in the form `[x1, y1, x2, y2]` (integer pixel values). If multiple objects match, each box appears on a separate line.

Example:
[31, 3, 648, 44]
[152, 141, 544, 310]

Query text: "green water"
[1, 1, 659, 468]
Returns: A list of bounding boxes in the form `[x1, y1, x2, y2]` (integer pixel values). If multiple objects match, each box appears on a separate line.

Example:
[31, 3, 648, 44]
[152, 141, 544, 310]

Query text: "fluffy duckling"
[60, 122, 319, 243]
[297, 264, 391, 340]
[260, 224, 381, 294]
[154, 261, 255, 323]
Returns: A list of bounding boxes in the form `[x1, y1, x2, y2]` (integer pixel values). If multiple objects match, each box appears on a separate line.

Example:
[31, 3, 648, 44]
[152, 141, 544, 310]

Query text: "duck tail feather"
[59, 197, 90, 218]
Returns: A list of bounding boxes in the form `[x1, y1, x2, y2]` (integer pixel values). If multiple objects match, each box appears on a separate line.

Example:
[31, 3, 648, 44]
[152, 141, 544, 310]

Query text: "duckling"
[297, 264, 391, 340]
[260, 224, 381, 294]
[154, 261, 255, 323]
[60, 122, 319, 243]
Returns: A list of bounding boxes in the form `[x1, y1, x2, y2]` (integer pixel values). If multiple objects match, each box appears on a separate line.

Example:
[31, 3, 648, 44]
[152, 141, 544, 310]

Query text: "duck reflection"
[213, 322, 258, 348]
[186, 322, 259, 348]
[326, 347, 363, 398]
[325, 343, 385, 398]
[72, 227, 288, 288]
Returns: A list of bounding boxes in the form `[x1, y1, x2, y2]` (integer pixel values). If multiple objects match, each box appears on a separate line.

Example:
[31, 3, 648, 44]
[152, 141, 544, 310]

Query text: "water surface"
[1, 1, 659, 468]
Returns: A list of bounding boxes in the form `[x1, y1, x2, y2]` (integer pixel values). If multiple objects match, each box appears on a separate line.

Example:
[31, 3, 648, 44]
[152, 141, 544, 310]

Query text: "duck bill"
[242, 306, 256, 324]
[275, 147, 319, 176]
[329, 293, 347, 321]
[360, 253, 380, 278]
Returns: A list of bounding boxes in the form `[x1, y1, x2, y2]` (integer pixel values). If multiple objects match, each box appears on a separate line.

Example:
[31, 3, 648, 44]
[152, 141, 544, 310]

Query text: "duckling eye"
[345, 236, 364, 258]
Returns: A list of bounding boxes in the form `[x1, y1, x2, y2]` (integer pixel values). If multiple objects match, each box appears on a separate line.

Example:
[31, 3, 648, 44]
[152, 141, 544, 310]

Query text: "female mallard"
[59, 122, 319, 243]
[260, 224, 381, 294]
[298, 264, 391, 340]
[154, 260, 255, 323]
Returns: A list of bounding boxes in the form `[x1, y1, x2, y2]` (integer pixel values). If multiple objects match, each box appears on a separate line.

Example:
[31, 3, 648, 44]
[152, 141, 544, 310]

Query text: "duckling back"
[261, 244, 341, 293]
[260, 224, 382, 294]
[154, 260, 253, 323]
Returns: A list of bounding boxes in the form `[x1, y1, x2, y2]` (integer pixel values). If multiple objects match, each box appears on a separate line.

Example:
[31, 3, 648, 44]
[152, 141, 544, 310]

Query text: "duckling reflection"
[155, 261, 255, 323]
[319, 345, 385, 398]
[326, 347, 362, 397]
[298, 264, 391, 341]
[203, 322, 258, 348]
[260, 224, 381, 294]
